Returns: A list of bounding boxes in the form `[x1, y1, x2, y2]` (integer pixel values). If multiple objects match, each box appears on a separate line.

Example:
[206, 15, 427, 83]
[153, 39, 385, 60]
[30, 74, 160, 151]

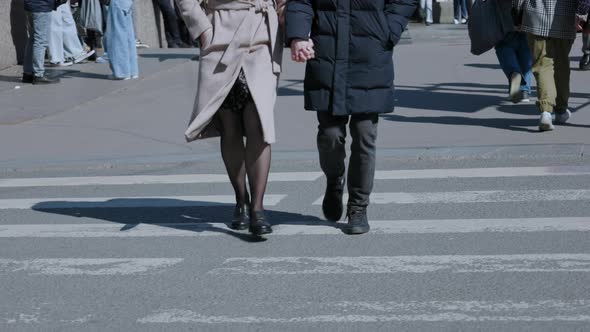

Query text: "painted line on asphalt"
[313, 190, 590, 205]
[0, 172, 323, 188]
[208, 254, 590, 275]
[138, 300, 590, 323]
[0, 195, 286, 210]
[1, 166, 588, 188]
[0, 258, 183, 275]
[1, 218, 589, 238]
[374, 166, 590, 180]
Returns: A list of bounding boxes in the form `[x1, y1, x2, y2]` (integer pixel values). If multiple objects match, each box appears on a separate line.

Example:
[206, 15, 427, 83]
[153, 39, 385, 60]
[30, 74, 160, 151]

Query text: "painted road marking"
[138, 300, 590, 323]
[208, 254, 590, 275]
[1, 166, 588, 188]
[313, 190, 590, 205]
[0, 172, 323, 188]
[1, 218, 589, 238]
[0, 258, 183, 275]
[0, 195, 286, 210]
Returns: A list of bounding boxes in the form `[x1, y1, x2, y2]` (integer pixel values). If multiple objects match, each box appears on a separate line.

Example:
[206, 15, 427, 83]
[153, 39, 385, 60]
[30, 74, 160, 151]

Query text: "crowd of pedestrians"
[21, 0, 193, 84]
[18, 0, 590, 236]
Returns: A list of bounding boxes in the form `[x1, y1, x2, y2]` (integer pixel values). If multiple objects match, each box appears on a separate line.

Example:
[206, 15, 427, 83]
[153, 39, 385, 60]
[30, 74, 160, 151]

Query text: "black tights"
[218, 102, 271, 212]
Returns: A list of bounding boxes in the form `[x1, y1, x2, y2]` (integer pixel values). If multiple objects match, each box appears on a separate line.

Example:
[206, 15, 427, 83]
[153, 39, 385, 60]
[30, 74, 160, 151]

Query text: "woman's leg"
[218, 108, 249, 206]
[242, 102, 271, 212]
[516, 33, 533, 93]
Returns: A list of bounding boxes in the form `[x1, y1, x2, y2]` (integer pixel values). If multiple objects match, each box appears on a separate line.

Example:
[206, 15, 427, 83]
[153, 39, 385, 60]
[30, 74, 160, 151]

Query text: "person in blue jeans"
[453, 0, 468, 24]
[495, 31, 533, 103]
[23, 0, 60, 84]
[105, 0, 138, 80]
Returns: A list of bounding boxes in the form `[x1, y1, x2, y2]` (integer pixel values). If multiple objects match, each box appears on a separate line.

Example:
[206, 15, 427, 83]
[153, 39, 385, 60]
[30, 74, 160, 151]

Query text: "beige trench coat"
[175, 0, 284, 144]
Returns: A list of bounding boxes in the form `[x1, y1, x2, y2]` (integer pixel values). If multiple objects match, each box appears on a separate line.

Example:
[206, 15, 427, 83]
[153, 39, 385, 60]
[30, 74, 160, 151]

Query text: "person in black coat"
[286, 0, 418, 235]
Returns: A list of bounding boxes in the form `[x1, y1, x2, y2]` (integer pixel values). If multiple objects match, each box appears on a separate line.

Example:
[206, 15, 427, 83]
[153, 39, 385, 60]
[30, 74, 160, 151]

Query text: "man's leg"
[23, 12, 35, 77]
[550, 38, 574, 123]
[495, 33, 523, 101]
[528, 34, 556, 130]
[343, 113, 378, 235]
[155, 0, 182, 47]
[348, 113, 378, 209]
[580, 32, 590, 70]
[317, 112, 348, 222]
[31, 12, 52, 78]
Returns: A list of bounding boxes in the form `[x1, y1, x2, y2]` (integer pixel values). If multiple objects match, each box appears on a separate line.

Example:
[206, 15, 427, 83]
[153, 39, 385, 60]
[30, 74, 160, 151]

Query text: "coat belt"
[207, 0, 281, 73]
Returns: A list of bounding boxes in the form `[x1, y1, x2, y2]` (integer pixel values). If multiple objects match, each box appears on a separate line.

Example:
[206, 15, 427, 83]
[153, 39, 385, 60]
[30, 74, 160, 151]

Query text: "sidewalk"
[0, 24, 588, 172]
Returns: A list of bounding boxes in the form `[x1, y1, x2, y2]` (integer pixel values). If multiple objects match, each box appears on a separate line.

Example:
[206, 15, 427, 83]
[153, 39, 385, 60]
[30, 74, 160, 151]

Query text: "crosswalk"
[1, 165, 589, 329]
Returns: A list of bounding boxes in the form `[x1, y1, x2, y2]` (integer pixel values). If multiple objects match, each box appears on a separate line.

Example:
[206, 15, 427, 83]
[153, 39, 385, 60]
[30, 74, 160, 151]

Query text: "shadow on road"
[139, 53, 198, 62]
[32, 198, 330, 243]
[387, 82, 590, 132]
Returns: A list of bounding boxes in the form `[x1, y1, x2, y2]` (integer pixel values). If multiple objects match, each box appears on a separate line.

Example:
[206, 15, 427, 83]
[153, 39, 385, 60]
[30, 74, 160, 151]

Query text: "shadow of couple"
[32, 198, 340, 243]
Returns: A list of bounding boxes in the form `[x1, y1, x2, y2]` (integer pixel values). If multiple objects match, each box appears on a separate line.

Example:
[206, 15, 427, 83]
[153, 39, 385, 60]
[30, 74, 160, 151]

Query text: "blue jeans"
[454, 0, 468, 20]
[105, 0, 138, 78]
[495, 32, 533, 93]
[24, 11, 51, 77]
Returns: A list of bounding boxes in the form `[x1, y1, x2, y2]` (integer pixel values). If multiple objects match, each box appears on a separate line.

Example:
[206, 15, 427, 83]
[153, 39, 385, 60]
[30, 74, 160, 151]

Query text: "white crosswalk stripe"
[1, 217, 589, 238]
[138, 300, 590, 323]
[1, 165, 589, 328]
[313, 190, 590, 205]
[208, 254, 590, 275]
[0, 195, 286, 210]
[1, 166, 587, 188]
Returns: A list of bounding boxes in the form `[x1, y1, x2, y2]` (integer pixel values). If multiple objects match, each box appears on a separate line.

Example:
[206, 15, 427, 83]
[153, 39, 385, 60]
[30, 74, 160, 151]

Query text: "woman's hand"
[200, 28, 213, 50]
[290, 39, 315, 63]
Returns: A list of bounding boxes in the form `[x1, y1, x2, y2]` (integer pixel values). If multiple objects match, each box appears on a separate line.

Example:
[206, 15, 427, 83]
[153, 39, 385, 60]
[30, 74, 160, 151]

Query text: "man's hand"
[200, 28, 213, 50]
[290, 39, 315, 63]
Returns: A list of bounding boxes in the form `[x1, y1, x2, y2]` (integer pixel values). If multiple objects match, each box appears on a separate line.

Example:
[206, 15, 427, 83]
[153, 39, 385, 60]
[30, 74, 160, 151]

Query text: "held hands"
[290, 39, 315, 63]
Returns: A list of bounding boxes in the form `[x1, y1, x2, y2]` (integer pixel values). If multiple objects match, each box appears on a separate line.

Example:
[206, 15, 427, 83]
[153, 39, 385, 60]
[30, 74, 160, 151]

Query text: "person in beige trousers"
[175, 0, 287, 235]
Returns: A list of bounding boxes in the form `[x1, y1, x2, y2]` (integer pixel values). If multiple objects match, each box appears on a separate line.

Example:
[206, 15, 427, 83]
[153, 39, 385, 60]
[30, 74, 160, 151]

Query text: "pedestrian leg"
[528, 34, 556, 114]
[347, 113, 378, 209]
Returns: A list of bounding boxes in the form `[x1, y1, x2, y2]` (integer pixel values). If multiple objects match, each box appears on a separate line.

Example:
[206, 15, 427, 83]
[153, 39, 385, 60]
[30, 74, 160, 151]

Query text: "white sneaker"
[554, 109, 571, 124]
[96, 53, 109, 63]
[48, 61, 73, 67]
[539, 112, 555, 131]
[135, 39, 150, 48]
[73, 50, 96, 64]
[461, 18, 468, 24]
[453, 19, 460, 24]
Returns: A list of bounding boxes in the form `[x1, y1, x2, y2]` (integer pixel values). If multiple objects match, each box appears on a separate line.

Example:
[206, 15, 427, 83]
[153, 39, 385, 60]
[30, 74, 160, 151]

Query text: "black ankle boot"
[322, 177, 345, 221]
[343, 206, 370, 235]
[230, 203, 249, 230]
[249, 210, 272, 235]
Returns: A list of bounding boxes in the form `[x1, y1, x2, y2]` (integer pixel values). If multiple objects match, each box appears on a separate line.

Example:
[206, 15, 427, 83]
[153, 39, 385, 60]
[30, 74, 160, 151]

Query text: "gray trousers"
[317, 112, 379, 208]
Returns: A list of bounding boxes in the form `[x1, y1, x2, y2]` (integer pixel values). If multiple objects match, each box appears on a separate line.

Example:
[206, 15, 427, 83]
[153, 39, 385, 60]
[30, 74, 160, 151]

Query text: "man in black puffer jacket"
[22, 0, 61, 84]
[286, 0, 418, 235]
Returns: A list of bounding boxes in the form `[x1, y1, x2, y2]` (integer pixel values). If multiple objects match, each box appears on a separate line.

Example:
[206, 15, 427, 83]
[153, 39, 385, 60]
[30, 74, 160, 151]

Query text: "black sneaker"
[322, 177, 345, 222]
[342, 207, 370, 235]
[580, 54, 590, 71]
[22, 73, 34, 84]
[32, 75, 60, 85]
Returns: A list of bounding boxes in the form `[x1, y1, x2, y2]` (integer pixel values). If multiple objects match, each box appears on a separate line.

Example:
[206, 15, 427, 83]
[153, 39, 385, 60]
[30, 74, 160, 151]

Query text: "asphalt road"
[0, 24, 589, 331]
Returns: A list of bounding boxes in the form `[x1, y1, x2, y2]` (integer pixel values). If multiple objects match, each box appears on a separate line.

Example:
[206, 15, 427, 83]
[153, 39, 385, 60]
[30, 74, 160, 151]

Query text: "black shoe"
[322, 177, 345, 222]
[580, 54, 590, 70]
[230, 203, 249, 230]
[342, 207, 370, 235]
[22, 73, 34, 84]
[249, 210, 273, 236]
[32, 75, 60, 85]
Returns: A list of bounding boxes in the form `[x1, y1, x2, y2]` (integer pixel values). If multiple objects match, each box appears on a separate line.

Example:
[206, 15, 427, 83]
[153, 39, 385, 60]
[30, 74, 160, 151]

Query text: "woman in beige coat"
[175, 0, 286, 235]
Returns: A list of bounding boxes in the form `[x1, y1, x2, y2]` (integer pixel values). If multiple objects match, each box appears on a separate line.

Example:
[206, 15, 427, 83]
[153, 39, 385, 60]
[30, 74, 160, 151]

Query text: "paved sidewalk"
[0, 24, 588, 171]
